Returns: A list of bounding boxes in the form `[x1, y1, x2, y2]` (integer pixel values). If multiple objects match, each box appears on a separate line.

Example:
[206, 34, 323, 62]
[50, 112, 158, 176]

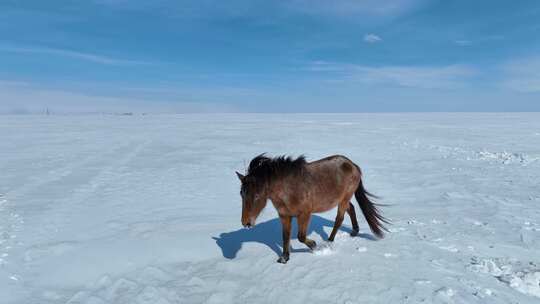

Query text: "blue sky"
[1, 0, 540, 113]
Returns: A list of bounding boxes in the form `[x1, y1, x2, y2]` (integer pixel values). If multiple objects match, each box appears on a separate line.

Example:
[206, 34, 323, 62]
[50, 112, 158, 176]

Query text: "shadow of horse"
[212, 215, 376, 259]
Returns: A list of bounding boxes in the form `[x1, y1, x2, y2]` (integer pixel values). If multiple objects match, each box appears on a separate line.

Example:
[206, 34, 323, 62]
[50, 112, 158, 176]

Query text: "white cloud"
[96, 0, 426, 21]
[0, 81, 238, 114]
[307, 62, 477, 89]
[353, 65, 476, 89]
[454, 35, 506, 46]
[287, 0, 425, 18]
[364, 34, 382, 43]
[502, 57, 540, 93]
[0, 45, 150, 66]
[305, 61, 352, 72]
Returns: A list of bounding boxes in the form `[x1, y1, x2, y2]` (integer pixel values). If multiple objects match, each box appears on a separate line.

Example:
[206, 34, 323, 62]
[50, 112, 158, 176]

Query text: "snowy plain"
[1, 113, 540, 304]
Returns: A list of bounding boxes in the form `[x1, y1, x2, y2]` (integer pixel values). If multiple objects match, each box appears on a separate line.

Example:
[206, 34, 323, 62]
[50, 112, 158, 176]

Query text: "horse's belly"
[312, 201, 339, 213]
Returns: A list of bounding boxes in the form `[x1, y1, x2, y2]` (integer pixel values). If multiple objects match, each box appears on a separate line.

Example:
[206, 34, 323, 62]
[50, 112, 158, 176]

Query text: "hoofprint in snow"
[0, 113, 539, 303]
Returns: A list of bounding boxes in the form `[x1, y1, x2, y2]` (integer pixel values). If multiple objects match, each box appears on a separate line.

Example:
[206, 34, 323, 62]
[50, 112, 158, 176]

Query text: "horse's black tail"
[354, 177, 389, 239]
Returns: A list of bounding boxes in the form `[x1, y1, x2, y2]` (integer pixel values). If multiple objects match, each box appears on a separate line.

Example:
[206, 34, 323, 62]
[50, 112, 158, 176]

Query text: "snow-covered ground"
[1, 113, 540, 304]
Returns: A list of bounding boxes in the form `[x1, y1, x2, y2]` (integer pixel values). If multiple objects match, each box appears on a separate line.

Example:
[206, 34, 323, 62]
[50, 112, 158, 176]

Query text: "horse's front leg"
[297, 213, 317, 250]
[277, 215, 292, 264]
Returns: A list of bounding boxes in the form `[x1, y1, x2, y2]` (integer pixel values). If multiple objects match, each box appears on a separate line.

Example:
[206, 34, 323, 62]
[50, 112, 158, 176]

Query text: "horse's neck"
[266, 176, 301, 203]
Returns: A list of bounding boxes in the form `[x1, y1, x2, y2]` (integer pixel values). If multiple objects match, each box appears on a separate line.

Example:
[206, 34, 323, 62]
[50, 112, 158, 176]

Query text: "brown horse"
[236, 154, 388, 264]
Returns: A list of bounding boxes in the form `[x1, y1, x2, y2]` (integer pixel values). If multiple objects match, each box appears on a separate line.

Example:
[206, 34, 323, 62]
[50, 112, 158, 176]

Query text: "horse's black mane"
[246, 154, 306, 187]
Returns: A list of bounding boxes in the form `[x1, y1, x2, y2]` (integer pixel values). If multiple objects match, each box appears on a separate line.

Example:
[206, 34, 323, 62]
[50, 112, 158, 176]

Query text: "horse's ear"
[236, 171, 245, 181]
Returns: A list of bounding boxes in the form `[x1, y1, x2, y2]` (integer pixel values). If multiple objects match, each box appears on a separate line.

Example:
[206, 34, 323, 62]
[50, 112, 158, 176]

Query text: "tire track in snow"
[64, 139, 152, 204]
[26, 139, 152, 242]
[5, 140, 133, 201]
[0, 193, 24, 282]
[19, 140, 152, 286]
[3, 141, 129, 255]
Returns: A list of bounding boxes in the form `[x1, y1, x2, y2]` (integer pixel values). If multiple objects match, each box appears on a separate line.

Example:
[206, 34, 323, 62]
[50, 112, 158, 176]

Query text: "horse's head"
[236, 171, 268, 228]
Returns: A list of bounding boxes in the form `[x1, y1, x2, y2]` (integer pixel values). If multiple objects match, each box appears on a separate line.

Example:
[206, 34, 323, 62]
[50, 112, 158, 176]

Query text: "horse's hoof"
[350, 229, 359, 237]
[307, 240, 317, 251]
[277, 256, 289, 264]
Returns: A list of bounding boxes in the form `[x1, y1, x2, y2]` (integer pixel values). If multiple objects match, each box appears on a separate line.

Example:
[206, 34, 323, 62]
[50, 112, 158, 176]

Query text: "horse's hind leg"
[328, 203, 347, 242]
[297, 213, 317, 250]
[347, 202, 359, 236]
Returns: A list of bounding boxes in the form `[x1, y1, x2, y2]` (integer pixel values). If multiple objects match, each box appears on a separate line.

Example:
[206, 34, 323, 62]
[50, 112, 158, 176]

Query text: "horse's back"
[307, 155, 357, 174]
[305, 155, 361, 211]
